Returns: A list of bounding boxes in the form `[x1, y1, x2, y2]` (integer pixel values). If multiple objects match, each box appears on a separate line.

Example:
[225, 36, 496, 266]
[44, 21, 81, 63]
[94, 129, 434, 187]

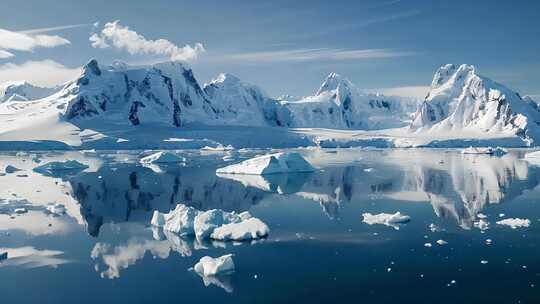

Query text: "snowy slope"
[411, 64, 540, 144]
[281, 73, 418, 130]
[203, 73, 291, 127]
[0, 81, 58, 103]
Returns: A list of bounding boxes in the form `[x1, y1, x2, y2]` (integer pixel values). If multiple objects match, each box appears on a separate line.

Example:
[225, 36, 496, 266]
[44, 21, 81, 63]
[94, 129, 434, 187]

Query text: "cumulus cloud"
[0, 60, 81, 87]
[90, 21, 205, 62]
[0, 28, 70, 57]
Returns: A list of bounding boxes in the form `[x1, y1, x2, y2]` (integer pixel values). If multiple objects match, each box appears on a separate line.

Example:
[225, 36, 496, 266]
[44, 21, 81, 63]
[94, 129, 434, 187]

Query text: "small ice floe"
[429, 223, 441, 232]
[474, 219, 489, 232]
[14, 208, 28, 214]
[363, 168, 374, 173]
[424, 243, 432, 248]
[46, 203, 66, 215]
[193, 254, 235, 277]
[485, 239, 493, 245]
[496, 218, 531, 229]
[201, 144, 234, 152]
[436, 239, 448, 245]
[477, 213, 488, 219]
[140, 151, 186, 164]
[499, 213, 505, 218]
[480, 260, 489, 264]
[33, 160, 88, 175]
[151, 204, 269, 241]
[5, 165, 22, 174]
[462, 146, 506, 156]
[116, 138, 129, 143]
[216, 152, 314, 175]
[362, 212, 411, 230]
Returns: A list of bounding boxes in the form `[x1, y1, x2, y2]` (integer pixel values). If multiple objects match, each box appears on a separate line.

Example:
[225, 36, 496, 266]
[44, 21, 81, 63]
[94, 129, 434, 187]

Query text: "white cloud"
[206, 48, 415, 63]
[367, 86, 430, 99]
[90, 21, 205, 62]
[0, 28, 70, 57]
[0, 60, 81, 87]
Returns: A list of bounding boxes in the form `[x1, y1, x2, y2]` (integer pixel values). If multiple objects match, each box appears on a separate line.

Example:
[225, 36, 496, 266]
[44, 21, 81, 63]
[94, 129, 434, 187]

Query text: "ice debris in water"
[496, 218, 531, 229]
[481, 260, 489, 264]
[216, 152, 314, 175]
[193, 254, 235, 276]
[461, 146, 506, 156]
[362, 212, 411, 230]
[474, 219, 489, 231]
[140, 151, 186, 164]
[424, 243, 432, 247]
[436, 239, 448, 245]
[14, 208, 28, 214]
[151, 204, 269, 241]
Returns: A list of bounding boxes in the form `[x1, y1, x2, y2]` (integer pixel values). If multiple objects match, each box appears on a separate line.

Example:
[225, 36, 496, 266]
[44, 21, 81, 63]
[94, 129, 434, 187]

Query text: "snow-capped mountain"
[0, 81, 58, 103]
[411, 64, 540, 143]
[203, 73, 291, 127]
[280, 73, 418, 130]
[61, 59, 218, 127]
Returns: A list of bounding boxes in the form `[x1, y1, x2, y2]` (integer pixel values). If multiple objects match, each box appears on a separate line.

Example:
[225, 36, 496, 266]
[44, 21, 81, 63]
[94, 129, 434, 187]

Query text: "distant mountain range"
[0, 59, 538, 149]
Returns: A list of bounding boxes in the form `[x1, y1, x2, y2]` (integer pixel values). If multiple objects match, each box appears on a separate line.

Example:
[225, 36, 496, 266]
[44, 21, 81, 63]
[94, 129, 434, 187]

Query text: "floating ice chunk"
[193, 254, 235, 276]
[201, 144, 234, 152]
[211, 218, 269, 241]
[474, 219, 489, 231]
[496, 218, 531, 229]
[5, 165, 21, 174]
[485, 239, 493, 245]
[480, 260, 489, 264]
[33, 160, 88, 175]
[216, 152, 314, 175]
[151, 204, 201, 235]
[14, 208, 28, 214]
[436, 239, 448, 245]
[462, 146, 506, 156]
[429, 223, 441, 232]
[140, 151, 186, 164]
[424, 243, 432, 247]
[362, 212, 411, 230]
[116, 138, 129, 143]
[152, 204, 267, 241]
[194, 209, 248, 240]
[477, 213, 487, 219]
[364, 168, 374, 172]
[46, 204, 66, 215]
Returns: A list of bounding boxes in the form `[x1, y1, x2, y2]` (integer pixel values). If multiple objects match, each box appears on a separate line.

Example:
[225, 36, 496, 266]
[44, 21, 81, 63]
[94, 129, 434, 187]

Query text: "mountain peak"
[431, 64, 476, 89]
[316, 72, 352, 96]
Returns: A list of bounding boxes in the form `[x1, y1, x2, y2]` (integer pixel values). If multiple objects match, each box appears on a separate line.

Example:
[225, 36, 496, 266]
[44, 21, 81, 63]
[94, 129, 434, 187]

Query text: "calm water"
[1, 148, 540, 303]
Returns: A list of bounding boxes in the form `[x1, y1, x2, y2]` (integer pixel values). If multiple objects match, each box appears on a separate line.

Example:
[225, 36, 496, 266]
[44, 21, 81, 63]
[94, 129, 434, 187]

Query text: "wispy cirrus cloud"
[0, 28, 70, 58]
[205, 48, 416, 64]
[0, 60, 80, 87]
[90, 21, 205, 62]
[18, 23, 93, 35]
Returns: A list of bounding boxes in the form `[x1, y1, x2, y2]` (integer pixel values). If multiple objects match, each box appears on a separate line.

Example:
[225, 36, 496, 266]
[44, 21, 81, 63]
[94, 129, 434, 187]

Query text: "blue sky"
[0, 0, 539, 98]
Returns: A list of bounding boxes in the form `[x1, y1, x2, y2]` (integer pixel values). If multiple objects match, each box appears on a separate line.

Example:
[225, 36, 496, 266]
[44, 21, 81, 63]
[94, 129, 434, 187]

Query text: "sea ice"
[216, 152, 314, 175]
[194, 209, 250, 240]
[496, 218, 531, 229]
[436, 239, 448, 245]
[14, 208, 27, 214]
[362, 212, 411, 230]
[46, 203, 66, 215]
[151, 204, 200, 235]
[193, 254, 235, 276]
[140, 151, 186, 164]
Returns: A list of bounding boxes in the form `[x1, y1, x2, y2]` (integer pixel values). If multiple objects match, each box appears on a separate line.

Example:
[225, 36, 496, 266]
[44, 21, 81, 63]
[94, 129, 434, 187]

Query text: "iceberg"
[216, 152, 314, 175]
[193, 254, 235, 276]
[362, 212, 411, 230]
[496, 218, 530, 229]
[151, 204, 200, 235]
[210, 218, 270, 241]
[33, 160, 89, 176]
[151, 204, 269, 241]
[140, 151, 186, 164]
